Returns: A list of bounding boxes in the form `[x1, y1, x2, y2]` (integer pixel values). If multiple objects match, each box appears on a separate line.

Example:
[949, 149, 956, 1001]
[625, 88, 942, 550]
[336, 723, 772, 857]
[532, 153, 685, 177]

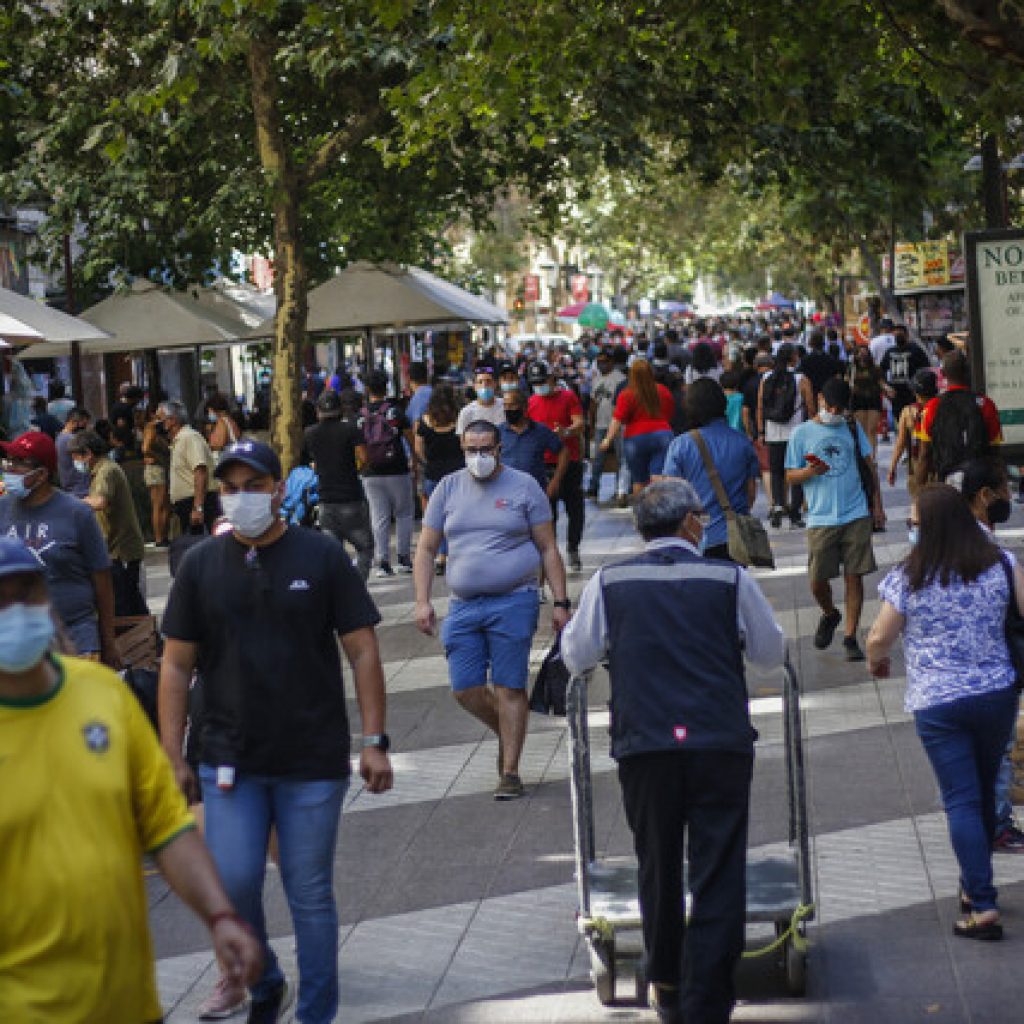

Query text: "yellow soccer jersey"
[0, 655, 194, 1023]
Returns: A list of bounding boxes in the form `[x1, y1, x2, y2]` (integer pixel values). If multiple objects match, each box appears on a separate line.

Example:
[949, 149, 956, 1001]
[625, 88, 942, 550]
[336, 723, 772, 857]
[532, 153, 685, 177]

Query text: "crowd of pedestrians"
[4, 310, 1024, 1024]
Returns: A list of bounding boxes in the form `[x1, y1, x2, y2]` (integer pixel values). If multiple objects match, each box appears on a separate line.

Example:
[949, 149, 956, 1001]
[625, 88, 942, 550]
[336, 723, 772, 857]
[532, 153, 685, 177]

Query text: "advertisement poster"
[965, 229, 1024, 456]
[894, 241, 954, 294]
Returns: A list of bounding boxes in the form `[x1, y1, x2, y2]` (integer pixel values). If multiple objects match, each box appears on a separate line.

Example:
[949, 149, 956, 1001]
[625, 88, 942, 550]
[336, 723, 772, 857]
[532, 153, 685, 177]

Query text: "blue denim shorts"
[441, 589, 540, 691]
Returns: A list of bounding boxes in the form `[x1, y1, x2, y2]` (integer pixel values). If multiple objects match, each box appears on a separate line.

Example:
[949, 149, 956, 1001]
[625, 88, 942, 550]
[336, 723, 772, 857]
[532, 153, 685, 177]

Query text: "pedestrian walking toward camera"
[69, 429, 149, 616]
[413, 420, 570, 800]
[785, 378, 881, 661]
[0, 537, 262, 1021]
[159, 440, 392, 1024]
[360, 370, 415, 577]
[0, 431, 120, 666]
[868, 484, 1023, 940]
[562, 480, 784, 1024]
[302, 389, 374, 580]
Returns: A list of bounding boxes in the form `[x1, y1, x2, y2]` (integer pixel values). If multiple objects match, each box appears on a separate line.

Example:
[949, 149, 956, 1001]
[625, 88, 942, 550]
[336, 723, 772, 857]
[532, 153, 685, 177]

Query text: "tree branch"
[298, 112, 381, 190]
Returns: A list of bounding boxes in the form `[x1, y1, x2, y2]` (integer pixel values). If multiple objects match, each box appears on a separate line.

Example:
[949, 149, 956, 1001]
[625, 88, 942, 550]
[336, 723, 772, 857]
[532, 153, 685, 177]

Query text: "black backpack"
[762, 370, 797, 423]
[930, 390, 990, 480]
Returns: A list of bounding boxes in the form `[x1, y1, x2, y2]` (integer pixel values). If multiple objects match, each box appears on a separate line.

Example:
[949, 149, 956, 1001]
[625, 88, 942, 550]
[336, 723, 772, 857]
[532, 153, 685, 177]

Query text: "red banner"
[571, 274, 590, 302]
[523, 273, 540, 303]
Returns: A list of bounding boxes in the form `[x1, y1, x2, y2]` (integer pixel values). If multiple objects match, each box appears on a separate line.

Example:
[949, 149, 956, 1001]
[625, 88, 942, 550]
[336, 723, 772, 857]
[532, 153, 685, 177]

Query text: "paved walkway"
[146, 449, 1024, 1022]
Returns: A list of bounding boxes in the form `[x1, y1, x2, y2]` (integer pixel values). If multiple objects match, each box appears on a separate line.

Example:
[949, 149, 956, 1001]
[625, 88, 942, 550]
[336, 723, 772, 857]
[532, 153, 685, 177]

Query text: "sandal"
[958, 886, 972, 915]
[953, 912, 1003, 941]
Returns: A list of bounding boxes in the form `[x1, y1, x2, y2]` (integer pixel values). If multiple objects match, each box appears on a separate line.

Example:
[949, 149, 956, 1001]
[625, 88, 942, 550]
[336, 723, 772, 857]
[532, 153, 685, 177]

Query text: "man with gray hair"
[157, 400, 219, 534]
[562, 479, 784, 1024]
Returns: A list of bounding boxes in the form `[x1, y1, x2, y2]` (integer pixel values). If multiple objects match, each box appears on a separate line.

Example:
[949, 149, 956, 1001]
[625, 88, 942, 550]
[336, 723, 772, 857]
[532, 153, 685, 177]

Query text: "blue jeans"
[199, 767, 349, 1024]
[623, 430, 673, 487]
[995, 741, 1015, 834]
[914, 687, 1018, 911]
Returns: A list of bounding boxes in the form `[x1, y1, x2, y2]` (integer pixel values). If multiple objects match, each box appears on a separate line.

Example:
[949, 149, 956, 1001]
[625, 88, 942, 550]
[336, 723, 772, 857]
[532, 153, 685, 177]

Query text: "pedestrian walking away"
[160, 399, 221, 535]
[0, 537, 262, 1021]
[785, 377, 881, 661]
[158, 439, 393, 1024]
[303, 388, 374, 580]
[868, 483, 1024, 941]
[562, 479, 785, 1023]
[413, 420, 570, 800]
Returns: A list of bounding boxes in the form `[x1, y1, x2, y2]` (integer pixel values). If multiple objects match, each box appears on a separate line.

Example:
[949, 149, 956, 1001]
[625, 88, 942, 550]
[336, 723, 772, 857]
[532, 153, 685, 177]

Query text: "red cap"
[0, 431, 58, 476]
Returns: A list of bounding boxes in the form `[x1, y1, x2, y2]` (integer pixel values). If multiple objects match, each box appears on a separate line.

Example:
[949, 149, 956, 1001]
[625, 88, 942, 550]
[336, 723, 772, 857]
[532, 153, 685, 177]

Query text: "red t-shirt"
[528, 388, 583, 463]
[613, 384, 675, 438]
[919, 384, 1003, 444]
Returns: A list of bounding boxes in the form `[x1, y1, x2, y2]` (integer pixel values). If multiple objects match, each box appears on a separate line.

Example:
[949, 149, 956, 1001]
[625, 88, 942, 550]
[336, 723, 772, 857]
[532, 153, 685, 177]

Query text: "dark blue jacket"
[600, 545, 755, 759]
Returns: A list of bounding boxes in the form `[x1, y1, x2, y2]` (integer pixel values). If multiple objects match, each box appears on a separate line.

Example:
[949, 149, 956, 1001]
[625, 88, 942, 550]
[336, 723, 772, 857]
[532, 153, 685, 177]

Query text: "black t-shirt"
[799, 351, 842, 397]
[416, 420, 464, 482]
[742, 373, 763, 435]
[879, 343, 930, 397]
[302, 418, 364, 503]
[161, 528, 381, 778]
[359, 400, 410, 477]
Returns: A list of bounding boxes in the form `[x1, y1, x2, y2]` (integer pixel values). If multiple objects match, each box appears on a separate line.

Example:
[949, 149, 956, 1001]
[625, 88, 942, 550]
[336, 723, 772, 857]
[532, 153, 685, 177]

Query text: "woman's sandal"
[953, 912, 1003, 941]
[958, 887, 972, 915]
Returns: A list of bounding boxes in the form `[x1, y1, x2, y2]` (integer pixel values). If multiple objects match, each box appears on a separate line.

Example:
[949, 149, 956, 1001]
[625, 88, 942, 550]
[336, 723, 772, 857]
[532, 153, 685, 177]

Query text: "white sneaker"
[197, 973, 248, 1020]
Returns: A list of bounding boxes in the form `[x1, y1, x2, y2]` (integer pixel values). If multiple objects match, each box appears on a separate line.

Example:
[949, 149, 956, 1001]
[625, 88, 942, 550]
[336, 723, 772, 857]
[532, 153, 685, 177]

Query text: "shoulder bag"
[999, 553, 1024, 691]
[690, 429, 775, 568]
[846, 418, 877, 506]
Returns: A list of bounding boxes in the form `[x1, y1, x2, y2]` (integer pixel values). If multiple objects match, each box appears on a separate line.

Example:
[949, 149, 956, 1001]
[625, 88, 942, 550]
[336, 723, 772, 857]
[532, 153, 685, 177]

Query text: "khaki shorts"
[144, 464, 168, 488]
[806, 516, 877, 583]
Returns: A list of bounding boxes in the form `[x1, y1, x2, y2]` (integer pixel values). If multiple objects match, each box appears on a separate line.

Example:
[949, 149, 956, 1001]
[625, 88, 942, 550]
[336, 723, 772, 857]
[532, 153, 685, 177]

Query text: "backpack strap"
[689, 429, 734, 515]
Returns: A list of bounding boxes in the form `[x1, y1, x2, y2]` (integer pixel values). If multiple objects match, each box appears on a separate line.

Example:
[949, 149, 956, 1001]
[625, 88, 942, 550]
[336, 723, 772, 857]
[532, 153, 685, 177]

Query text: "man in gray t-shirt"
[414, 420, 570, 801]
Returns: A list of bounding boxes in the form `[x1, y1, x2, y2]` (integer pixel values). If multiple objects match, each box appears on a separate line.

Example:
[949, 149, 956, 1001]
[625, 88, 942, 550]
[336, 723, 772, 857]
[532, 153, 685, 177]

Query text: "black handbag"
[999, 554, 1024, 691]
[529, 637, 571, 717]
[846, 418, 877, 505]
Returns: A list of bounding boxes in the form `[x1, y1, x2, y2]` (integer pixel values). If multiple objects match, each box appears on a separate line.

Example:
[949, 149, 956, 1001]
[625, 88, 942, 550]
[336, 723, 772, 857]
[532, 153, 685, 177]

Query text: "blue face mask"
[0, 603, 55, 673]
[908, 527, 919, 546]
[2, 471, 36, 501]
[477, 387, 494, 402]
[534, 384, 552, 397]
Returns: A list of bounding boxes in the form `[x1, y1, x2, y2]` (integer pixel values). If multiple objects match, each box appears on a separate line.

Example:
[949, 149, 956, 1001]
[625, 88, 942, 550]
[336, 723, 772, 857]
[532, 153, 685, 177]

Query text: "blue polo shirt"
[663, 419, 760, 548]
[499, 419, 563, 489]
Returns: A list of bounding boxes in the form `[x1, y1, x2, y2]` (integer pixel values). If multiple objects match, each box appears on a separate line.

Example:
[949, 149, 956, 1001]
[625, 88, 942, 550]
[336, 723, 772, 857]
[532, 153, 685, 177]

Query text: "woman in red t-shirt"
[599, 358, 675, 492]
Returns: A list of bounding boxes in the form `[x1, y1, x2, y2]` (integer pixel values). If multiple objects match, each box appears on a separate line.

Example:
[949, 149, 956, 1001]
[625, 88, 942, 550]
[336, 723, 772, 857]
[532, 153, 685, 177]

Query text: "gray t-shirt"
[0, 490, 111, 652]
[591, 369, 626, 430]
[424, 466, 552, 599]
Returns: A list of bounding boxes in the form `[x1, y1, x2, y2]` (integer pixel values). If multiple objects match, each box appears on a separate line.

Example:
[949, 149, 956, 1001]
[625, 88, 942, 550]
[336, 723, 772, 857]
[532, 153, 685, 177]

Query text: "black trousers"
[172, 492, 220, 536]
[767, 441, 803, 519]
[111, 559, 149, 617]
[547, 460, 585, 551]
[618, 749, 753, 1024]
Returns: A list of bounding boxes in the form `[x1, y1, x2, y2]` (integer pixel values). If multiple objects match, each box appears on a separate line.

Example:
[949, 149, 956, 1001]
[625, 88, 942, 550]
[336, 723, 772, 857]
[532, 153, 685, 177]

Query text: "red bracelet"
[208, 910, 254, 934]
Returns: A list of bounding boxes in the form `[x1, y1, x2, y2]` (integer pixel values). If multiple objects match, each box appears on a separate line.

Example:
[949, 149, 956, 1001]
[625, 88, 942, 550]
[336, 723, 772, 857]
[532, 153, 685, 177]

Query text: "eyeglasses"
[464, 446, 498, 456]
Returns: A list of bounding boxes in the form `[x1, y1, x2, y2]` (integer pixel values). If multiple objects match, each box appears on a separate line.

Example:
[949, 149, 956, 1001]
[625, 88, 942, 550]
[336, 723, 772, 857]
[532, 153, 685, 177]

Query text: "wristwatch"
[362, 733, 391, 752]
[553, 599, 572, 610]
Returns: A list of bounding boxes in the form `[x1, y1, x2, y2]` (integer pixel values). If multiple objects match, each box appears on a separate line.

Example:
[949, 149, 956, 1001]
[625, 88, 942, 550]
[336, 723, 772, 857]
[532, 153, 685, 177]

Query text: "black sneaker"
[395, 557, 413, 575]
[494, 773, 525, 800]
[994, 824, 1024, 852]
[568, 549, 582, 572]
[843, 636, 865, 661]
[813, 609, 842, 649]
[374, 562, 394, 578]
[769, 509, 783, 529]
[789, 515, 806, 529]
[247, 980, 291, 1024]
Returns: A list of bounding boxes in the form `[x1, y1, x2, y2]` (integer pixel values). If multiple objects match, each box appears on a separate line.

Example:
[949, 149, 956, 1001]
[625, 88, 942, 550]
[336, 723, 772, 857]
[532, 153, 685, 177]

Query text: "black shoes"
[247, 980, 290, 1024]
[843, 636, 865, 662]
[568, 549, 582, 572]
[814, 609, 842, 649]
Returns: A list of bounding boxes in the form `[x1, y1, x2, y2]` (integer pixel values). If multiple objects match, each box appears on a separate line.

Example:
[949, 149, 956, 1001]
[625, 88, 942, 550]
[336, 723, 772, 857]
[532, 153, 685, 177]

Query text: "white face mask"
[818, 410, 845, 426]
[466, 454, 497, 480]
[220, 491, 277, 538]
[73, 459, 89, 476]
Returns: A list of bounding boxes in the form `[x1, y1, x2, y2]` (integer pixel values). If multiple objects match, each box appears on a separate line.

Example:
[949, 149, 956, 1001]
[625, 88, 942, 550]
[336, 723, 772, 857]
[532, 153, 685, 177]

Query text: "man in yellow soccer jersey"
[0, 537, 262, 1021]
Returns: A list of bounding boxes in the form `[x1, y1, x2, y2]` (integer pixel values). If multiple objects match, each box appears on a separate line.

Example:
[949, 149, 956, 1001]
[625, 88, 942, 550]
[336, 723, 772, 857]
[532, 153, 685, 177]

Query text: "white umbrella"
[247, 261, 506, 336]
[0, 286, 109, 344]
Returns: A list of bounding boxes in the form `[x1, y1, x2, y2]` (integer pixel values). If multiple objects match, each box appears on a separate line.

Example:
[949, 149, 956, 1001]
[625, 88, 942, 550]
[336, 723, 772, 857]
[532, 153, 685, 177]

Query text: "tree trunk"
[856, 237, 897, 315]
[248, 36, 306, 474]
[981, 134, 1007, 229]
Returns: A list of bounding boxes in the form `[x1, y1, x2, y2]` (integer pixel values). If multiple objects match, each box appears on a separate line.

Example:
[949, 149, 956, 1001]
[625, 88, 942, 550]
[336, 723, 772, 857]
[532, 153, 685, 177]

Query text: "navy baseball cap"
[0, 537, 46, 579]
[214, 439, 282, 481]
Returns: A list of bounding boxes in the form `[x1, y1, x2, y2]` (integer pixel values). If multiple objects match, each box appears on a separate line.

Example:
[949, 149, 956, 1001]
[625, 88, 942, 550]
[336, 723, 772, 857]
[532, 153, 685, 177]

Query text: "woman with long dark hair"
[599, 358, 675, 493]
[415, 384, 464, 573]
[867, 483, 1024, 940]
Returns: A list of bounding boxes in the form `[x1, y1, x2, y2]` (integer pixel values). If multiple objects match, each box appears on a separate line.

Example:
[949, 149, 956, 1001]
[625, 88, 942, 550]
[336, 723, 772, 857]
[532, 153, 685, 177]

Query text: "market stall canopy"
[17, 279, 274, 359]
[0, 286, 110, 344]
[756, 291, 797, 311]
[248, 261, 506, 336]
[557, 301, 627, 329]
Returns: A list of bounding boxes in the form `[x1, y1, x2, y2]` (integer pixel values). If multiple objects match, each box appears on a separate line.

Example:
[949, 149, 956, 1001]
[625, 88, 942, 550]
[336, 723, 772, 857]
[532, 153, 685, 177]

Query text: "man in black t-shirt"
[159, 439, 392, 1024]
[879, 325, 931, 425]
[798, 330, 842, 405]
[302, 390, 374, 580]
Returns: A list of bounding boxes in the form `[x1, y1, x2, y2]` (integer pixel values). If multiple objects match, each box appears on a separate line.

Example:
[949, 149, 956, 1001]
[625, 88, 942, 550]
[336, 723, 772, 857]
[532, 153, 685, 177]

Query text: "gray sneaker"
[494, 773, 525, 801]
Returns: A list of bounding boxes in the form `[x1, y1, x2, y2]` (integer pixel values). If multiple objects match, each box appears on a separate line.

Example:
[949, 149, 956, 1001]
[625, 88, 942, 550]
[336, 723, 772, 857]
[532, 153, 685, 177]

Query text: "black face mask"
[989, 497, 1012, 525]
[504, 407, 525, 425]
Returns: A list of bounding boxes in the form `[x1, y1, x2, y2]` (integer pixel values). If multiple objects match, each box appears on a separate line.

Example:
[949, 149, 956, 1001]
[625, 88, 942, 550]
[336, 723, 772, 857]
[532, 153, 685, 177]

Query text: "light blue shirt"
[663, 421, 759, 548]
[406, 385, 432, 424]
[562, 537, 786, 677]
[784, 418, 872, 527]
